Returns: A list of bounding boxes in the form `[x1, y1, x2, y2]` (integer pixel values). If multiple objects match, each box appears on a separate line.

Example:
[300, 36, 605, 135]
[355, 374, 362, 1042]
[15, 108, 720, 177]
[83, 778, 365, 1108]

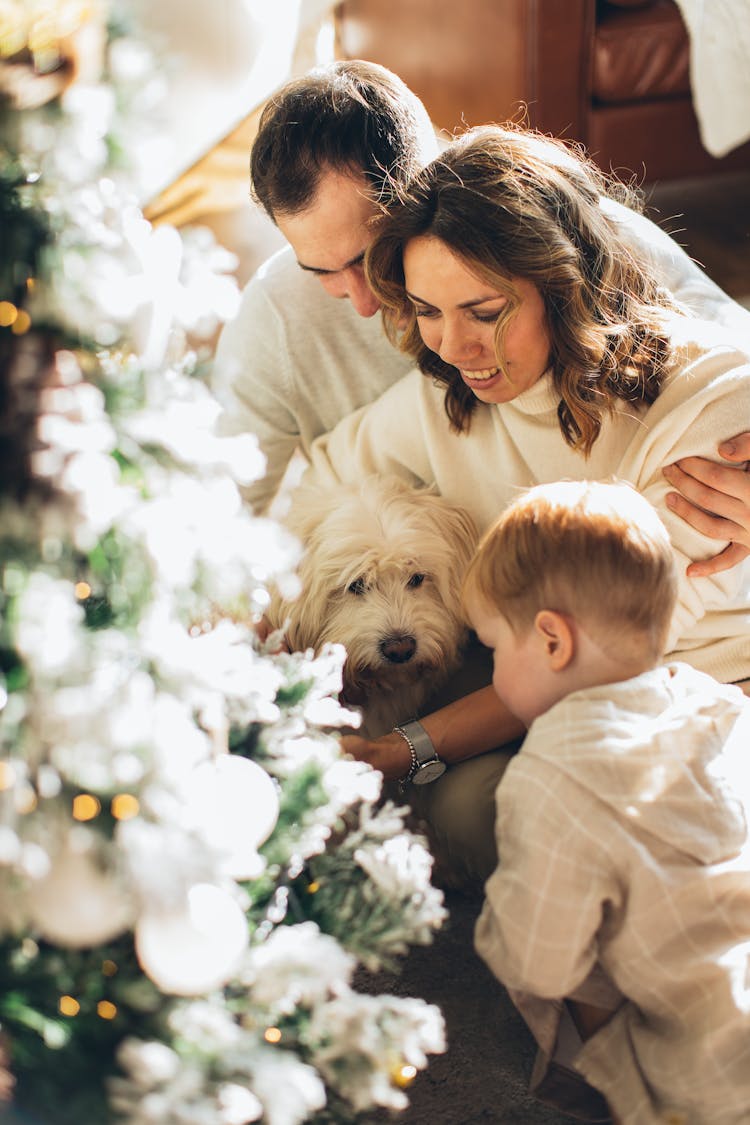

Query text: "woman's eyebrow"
[405, 289, 506, 309]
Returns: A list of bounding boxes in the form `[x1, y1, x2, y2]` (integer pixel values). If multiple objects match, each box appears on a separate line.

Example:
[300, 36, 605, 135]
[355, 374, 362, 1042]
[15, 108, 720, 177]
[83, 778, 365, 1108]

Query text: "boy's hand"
[663, 433, 750, 577]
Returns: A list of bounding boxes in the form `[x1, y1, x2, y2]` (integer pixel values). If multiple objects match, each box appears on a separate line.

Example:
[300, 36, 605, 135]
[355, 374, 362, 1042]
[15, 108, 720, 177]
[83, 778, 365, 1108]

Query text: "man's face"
[276, 169, 381, 318]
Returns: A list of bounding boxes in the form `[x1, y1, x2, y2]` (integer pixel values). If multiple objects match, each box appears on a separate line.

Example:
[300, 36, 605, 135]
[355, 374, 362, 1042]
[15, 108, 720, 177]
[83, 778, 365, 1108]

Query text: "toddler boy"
[463, 479, 750, 1125]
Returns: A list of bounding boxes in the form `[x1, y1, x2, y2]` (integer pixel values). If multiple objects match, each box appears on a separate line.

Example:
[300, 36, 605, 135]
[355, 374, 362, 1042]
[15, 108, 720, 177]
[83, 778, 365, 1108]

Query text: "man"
[213, 59, 750, 578]
[212, 61, 435, 510]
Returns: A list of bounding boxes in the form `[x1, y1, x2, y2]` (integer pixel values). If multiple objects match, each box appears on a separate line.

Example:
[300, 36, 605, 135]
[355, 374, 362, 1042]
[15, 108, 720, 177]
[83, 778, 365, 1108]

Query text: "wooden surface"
[144, 106, 262, 229]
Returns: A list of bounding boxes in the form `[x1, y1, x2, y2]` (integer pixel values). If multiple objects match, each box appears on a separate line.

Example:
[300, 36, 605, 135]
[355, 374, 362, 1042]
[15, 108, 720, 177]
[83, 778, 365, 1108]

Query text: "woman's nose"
[438, 321, 481, 367]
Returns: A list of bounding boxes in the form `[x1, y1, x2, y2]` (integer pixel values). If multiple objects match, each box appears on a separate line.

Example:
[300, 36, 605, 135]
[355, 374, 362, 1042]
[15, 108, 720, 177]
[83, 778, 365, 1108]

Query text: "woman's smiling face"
[402, 234, 552, 404]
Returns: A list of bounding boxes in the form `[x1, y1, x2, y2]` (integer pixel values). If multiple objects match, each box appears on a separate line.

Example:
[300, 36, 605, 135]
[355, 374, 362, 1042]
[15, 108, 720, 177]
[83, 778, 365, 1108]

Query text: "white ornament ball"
[184, 754, 279, 879]
[27, 844, 135, 948]
[136, 882, 248, 995]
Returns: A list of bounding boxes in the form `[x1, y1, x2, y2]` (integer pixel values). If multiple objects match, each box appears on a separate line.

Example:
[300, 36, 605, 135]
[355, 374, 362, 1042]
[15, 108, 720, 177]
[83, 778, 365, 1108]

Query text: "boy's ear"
[534, 609, 574, 671]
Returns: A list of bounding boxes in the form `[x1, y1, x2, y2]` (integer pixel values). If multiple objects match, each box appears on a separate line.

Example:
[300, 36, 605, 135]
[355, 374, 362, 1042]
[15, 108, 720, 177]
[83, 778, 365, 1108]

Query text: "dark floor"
[358, 888, 581, 1125]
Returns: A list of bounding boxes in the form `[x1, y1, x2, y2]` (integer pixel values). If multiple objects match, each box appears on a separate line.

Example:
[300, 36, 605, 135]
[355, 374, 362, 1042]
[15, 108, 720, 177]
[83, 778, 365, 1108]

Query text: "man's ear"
[534, 609, 574, 671]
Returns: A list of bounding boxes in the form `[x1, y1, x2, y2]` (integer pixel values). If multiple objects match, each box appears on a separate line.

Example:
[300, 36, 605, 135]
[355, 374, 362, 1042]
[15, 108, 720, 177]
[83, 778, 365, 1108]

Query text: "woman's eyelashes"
[410, 304, 506, 323]
[471, 309, 504, 324]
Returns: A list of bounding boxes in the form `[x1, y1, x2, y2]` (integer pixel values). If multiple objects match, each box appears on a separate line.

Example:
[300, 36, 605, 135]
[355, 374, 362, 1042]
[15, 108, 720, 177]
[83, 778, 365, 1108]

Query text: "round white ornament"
[136, 882, 248, 995]
[27, 844, 135, 948]
[184, 754, 279, 879]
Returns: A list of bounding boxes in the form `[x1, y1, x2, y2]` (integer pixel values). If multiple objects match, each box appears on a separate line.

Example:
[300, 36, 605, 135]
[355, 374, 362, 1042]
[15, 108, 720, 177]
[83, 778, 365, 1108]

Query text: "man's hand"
[340, 731, 411, 782]
[663, 433, 750, 578]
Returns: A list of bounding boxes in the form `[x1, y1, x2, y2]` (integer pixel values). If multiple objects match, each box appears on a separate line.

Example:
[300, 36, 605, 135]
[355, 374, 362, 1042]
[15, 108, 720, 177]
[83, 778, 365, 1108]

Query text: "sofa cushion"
[593, 0, 691, 104]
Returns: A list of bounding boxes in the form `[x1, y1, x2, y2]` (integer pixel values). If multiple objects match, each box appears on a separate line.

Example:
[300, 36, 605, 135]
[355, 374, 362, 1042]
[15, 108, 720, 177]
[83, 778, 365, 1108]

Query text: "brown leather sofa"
[335, 0, 750, 182]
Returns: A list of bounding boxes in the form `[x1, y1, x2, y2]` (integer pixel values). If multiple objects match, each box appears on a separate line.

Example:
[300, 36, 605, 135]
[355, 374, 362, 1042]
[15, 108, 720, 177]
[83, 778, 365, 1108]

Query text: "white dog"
[270, 475, 479, 737]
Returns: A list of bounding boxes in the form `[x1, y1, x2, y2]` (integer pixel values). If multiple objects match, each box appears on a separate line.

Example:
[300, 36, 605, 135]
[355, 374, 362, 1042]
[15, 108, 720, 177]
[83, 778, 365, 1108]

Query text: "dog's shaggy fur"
[271, 476, 479, 736]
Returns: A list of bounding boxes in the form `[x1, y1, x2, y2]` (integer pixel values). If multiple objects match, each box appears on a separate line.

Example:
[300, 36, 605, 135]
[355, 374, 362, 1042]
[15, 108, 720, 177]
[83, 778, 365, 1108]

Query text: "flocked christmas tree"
[0, 5, 446, 1122]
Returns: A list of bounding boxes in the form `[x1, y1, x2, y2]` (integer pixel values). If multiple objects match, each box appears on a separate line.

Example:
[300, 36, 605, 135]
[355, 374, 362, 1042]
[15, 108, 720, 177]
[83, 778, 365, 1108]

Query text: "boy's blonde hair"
[462, 480, 678, 664]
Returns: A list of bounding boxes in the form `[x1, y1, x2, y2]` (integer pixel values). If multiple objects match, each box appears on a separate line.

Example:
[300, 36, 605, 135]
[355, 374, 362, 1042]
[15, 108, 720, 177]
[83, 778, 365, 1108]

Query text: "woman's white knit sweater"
[302, 313, 750, 683]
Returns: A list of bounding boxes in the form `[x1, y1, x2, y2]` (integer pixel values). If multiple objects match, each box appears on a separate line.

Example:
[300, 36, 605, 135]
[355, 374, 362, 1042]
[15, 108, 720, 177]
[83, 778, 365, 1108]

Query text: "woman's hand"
[340, 731, 412, 782]
[663, 433, 750, 577]
[340, 686, 526, 782]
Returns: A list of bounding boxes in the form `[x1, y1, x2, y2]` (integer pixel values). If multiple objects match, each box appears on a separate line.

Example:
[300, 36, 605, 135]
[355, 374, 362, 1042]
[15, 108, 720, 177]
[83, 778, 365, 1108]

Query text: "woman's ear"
[534, 609, 574, 671]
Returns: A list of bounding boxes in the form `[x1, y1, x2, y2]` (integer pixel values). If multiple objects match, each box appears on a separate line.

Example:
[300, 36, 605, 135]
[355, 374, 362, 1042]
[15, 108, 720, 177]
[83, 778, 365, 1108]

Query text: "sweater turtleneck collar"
[498, 369, 559, 416]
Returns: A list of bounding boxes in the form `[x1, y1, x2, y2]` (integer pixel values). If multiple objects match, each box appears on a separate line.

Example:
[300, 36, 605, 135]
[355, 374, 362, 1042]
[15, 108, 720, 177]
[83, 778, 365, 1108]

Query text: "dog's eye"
[407, 573, 426, 589]
[347, 577, 367, 596]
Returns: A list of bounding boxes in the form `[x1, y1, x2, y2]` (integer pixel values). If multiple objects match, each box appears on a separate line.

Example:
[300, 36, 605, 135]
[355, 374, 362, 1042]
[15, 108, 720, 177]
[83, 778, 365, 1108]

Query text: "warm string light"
[264, 1027, 282, 1044]
[0, 300, 31, 333]
[392, 1063, 418, 1088]
[58, 996, 118, 1019]
[72, 793, 100, 821]
[11, 310, 31, 335]
[111, 794, 139, 820]
[59, 995, 79, 1017]
[74, 581, 91, 600]
[101, 959, 117, 977]
[71, 792, 140, 821]
[0, 301, 17, 327]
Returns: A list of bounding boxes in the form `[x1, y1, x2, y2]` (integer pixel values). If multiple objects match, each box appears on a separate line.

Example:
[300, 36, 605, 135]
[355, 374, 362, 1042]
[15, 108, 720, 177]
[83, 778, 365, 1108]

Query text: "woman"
[293, 125, 750, 884]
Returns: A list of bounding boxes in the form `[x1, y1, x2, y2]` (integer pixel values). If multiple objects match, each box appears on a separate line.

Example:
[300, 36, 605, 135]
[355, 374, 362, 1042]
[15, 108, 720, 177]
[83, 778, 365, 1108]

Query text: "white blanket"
[672, 0, 750, 157]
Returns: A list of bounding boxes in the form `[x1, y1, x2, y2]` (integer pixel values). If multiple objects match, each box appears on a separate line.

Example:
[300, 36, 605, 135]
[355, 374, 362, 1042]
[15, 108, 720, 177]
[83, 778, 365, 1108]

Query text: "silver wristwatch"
[394, 720, 446, 788]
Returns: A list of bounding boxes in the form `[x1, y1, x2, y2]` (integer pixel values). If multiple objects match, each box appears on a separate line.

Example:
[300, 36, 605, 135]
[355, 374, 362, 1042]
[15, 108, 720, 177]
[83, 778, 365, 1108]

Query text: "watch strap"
[393, 720, 442, 788]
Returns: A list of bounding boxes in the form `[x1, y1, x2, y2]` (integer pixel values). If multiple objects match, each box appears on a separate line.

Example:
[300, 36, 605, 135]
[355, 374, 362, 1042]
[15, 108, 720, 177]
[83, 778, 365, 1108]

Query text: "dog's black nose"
[380, 634, 417, 664]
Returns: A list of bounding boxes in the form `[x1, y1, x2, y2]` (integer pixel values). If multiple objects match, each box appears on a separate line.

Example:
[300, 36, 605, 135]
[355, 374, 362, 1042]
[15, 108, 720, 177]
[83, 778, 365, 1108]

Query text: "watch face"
[412, 760, 446, 785]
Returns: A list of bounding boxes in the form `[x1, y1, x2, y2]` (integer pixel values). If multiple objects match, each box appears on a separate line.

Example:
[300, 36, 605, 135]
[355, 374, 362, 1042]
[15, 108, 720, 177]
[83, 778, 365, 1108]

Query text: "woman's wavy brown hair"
[366, 124, 678, 454]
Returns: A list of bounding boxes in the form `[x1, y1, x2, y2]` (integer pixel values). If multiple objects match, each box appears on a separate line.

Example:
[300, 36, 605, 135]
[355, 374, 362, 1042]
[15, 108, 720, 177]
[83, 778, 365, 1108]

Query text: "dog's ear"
[285, 480, 353, 542]
[420, 496, 480, 609]
[447, 506, 481, 570]
[418, 493, 479, 565]
[266, 585, 323, 654]
[283, 592, 323, 653]
[277, 529, 337, 652]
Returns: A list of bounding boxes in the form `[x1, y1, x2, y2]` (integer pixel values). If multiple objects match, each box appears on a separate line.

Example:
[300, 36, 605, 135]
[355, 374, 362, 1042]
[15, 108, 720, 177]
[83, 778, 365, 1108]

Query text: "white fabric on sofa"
[673, 0, 750, 157]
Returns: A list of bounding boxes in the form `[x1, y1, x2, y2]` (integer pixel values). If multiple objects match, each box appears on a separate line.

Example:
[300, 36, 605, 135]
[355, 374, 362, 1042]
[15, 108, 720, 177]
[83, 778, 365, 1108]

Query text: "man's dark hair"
[250, 59, 435, 220]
